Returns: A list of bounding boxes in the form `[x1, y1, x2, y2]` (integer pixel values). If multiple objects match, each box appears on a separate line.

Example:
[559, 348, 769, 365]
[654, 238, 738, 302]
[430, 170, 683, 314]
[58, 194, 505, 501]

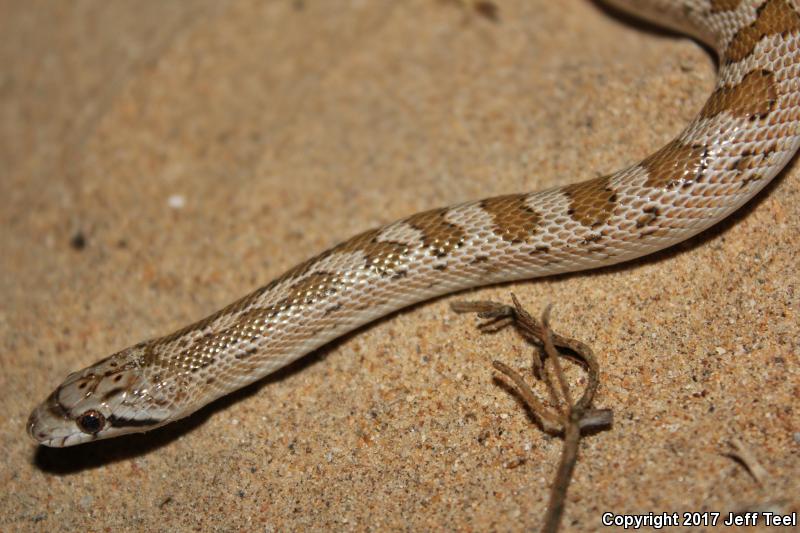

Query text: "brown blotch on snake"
[642, 140, 708, 190]
[725, 0, 800, 63]
[149, 283, 274, 360]
[563, 175, 617, 229]
[709, 0, 742, 14]
[700, 69, 778, 120]
[359, 231, 411, 278]
[405, 207, 467, 258]
[285, 272, 343, 306]
[481, 194, 542, 243]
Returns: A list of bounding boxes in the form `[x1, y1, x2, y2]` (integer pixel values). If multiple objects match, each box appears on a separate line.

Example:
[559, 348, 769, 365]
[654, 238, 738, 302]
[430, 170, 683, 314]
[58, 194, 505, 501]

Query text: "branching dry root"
[453, 294, 612, 533]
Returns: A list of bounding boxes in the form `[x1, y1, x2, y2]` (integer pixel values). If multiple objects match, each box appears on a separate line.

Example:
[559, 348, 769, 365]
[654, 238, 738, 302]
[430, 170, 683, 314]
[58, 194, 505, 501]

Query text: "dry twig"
[452, 294, 612, 533]
[724, 437, 770, 485]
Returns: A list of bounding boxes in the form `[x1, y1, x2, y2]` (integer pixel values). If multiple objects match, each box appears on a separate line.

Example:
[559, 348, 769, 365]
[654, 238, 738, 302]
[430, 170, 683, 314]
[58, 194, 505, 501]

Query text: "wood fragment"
[452, 294, 612, 533]
[724, 437, 770, 485]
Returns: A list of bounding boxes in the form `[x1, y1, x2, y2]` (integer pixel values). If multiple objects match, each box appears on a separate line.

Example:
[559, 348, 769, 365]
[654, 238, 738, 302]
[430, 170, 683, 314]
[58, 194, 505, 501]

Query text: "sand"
[1, 1, 797, 531]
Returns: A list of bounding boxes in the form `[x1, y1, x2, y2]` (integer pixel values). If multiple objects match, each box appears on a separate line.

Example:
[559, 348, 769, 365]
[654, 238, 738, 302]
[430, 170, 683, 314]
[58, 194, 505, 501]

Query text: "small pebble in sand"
[167, 194, 186, 209]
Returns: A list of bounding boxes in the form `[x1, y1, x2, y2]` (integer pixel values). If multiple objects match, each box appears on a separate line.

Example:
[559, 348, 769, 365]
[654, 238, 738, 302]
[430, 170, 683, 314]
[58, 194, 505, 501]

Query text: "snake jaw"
[27, 349, 173, 447]
[27, 387, 98, 447]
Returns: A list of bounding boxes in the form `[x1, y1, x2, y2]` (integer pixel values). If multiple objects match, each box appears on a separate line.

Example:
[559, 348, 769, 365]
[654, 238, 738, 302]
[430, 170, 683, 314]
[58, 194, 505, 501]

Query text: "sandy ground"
[1, 1, 798, 531]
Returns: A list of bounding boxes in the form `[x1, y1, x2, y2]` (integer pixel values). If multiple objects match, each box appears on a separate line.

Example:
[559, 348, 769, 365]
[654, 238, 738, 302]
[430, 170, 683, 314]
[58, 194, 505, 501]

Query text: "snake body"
[29, 0, 800, 447]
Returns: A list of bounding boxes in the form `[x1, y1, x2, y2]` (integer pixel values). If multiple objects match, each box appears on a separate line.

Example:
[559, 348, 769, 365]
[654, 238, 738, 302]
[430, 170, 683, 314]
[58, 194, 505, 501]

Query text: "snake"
[28, 0, 800, 447]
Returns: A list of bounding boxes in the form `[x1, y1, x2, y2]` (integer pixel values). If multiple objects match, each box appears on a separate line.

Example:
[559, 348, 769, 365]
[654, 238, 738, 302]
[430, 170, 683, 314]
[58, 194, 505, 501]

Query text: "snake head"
[27, 345, 172, 447]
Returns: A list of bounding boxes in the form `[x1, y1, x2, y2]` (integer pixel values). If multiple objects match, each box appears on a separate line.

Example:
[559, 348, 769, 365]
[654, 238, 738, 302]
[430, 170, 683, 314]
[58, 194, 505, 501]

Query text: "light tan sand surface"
[1, 1, 797, 531]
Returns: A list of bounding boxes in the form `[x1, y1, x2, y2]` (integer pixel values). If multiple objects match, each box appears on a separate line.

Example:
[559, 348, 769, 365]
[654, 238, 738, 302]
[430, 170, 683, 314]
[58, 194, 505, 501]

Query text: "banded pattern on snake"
[28, 0, 800, 447]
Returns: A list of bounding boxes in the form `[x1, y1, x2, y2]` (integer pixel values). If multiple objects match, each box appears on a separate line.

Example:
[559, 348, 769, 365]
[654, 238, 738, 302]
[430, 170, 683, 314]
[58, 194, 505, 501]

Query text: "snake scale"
[28, 0, 800, 447]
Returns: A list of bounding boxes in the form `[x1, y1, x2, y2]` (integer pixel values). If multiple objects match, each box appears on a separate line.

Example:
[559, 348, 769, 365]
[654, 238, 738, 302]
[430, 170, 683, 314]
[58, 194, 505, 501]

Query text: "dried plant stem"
[453, 294, 612, 533]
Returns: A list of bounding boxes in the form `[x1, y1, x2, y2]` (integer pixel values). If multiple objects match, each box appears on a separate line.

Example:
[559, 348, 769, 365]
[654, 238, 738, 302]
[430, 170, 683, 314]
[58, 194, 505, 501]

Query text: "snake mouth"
[26, 388, 83, 447]
[26, 406, 64, 446]
[26, 408, 42, 442]
[27, 407, 89, 447]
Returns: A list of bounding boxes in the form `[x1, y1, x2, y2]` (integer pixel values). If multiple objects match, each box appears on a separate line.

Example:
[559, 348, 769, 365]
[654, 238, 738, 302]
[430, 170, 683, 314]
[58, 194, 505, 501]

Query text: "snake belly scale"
[28, 0, 800, 447]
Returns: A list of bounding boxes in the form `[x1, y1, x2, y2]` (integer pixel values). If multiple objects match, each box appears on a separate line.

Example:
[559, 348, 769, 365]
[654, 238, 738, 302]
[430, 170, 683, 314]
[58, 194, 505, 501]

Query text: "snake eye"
[76, 410, 106, 434]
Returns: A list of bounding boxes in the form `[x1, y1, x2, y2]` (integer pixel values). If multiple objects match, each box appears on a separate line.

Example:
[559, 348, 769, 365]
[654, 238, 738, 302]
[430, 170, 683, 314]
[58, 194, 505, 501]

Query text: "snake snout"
[26, 387, 81, 446]
[26, 408, 42, 442]
[26, 401, 57, 445]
